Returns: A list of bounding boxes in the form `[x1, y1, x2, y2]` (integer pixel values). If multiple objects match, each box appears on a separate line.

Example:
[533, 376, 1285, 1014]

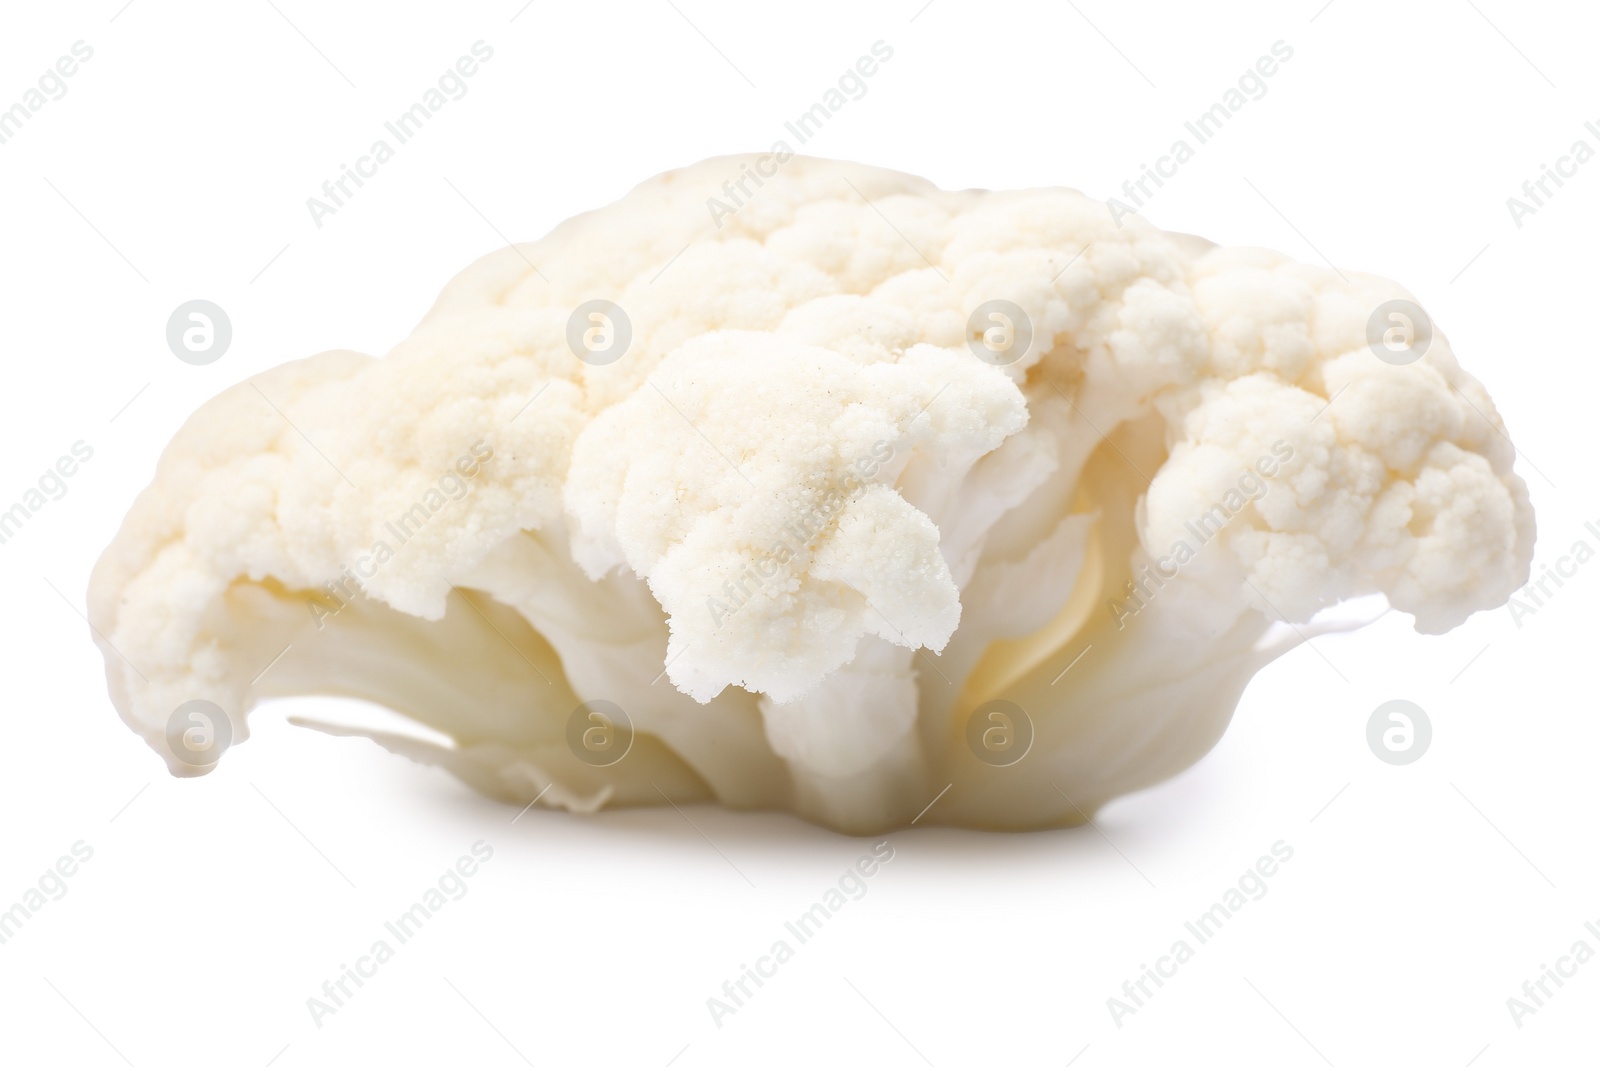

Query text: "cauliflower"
[87, 156, 1534, 833]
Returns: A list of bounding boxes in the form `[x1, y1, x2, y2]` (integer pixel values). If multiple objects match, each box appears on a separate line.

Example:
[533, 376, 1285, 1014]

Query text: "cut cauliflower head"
[88, 156, 1534, 833]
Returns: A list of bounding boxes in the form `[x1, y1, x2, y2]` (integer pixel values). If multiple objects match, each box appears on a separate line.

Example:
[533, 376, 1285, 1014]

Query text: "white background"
[1, 1, 1596, 1064]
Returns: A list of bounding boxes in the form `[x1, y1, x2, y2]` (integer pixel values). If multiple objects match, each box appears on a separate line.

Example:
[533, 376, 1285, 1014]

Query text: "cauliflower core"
[88, 156, 1534, 833]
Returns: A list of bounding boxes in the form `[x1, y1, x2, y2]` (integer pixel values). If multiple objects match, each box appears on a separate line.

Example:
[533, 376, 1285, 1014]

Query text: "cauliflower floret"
[565, 332, 1024, 705]
[87, 155, 1534, 834]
